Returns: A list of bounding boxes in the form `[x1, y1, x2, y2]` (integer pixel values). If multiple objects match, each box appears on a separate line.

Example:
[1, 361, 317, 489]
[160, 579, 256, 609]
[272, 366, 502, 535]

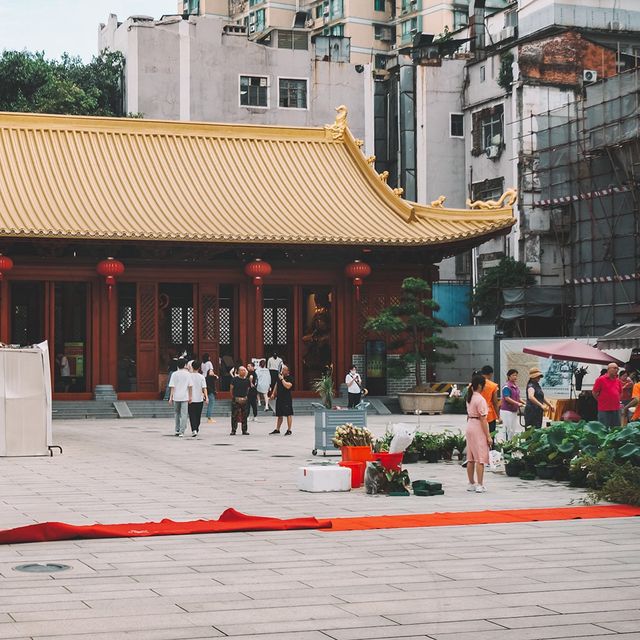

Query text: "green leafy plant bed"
[499, 420, 640, 504]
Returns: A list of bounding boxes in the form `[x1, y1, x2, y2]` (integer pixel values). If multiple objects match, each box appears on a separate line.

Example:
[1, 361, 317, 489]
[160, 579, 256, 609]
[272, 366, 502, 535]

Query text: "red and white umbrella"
[523, 339, 623, 365]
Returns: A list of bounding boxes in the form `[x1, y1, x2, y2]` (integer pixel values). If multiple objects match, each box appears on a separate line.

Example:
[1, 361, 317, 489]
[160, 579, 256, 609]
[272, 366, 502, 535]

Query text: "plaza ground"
[0, 414, 639, 640]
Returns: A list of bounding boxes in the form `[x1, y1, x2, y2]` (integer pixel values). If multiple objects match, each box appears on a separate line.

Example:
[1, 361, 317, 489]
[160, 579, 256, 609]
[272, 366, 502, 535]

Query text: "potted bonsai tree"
[365, 277, 456, 415]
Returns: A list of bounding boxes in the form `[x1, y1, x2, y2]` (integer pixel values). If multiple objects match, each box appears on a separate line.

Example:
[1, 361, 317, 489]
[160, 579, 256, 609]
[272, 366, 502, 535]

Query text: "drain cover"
[14, 563, 71, 573]
[213, 443, 231, 446]
[240, 449, 259, 452]
[271, 454, 294, 458]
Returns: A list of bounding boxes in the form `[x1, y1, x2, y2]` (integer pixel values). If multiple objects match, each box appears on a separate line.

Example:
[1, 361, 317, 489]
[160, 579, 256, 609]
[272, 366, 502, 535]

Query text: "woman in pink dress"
[465, 374, 492, 493]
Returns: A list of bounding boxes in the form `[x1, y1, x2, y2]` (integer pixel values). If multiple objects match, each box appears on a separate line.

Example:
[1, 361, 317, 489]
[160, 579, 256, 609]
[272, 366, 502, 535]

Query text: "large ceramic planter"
[398, 392, 448, 415]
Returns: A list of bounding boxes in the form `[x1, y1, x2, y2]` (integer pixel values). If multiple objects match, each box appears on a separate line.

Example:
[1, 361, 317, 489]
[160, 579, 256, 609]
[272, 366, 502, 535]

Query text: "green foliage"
[312, 371, 334, 409]
[471, 257, 535, 324]
[497, 51, 514, 91]
[593, 464, 640, 506]
[0, 50, 125, 116]
[365, 277, 456, 388]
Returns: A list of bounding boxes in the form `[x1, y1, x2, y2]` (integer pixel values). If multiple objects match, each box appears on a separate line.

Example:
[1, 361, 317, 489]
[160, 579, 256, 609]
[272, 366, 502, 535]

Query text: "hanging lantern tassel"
[244, 259, 272, 307]
[344, 260, 372, 302]
[96, 257, 125, 300]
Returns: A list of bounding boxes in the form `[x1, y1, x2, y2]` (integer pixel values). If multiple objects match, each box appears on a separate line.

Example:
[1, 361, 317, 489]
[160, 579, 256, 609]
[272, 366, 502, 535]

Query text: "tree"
[364, 277, 456, 390]
[471, 257, 535, 323]
[0, 50, 125, 117]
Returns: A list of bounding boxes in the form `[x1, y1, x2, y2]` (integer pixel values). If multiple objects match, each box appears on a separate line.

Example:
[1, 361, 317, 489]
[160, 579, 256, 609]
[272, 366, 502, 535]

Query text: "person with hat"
[524, 367, 552, 428]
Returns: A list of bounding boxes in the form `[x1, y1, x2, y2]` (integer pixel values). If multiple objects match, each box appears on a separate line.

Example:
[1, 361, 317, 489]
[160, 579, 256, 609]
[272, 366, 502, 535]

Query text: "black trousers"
[348, 392, 362, 408]
[248, 391, 258, 417]
[269, 370, 279, 392]
[188, 402, 203, 433]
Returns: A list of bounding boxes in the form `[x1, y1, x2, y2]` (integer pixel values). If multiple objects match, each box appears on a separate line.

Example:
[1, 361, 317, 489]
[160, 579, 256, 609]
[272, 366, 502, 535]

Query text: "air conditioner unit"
[499, 26, 515, 41]
[249, 24, 256, 32]
[485, 145, 500, 159]
[305, 18, 315, 27]
[379, 27, 392, 41]
[583, 69, 598, 83]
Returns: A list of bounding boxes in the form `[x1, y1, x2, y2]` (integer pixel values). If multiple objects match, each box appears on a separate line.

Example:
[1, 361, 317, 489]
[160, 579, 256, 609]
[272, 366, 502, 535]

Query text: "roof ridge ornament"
[431, 195, 446, 208]
[466, 188, 517, 210]
[325, 104, 348, 140]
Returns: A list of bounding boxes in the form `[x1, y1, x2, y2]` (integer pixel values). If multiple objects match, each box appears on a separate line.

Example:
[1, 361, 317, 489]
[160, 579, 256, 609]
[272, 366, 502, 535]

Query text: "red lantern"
[97, 257, 125, 299]
[0, 254, 14, 280]
[345, 260, 371, 301]
[245, 258, 272, 304]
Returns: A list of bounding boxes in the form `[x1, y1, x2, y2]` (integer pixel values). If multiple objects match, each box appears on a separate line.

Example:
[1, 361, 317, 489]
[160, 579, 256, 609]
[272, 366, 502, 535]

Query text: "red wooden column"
[94, 278, 118, 388]
[0, 279, 9, 343]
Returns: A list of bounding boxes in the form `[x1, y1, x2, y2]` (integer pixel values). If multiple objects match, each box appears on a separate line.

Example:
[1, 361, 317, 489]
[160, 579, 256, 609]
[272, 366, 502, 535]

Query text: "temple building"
[0, 109, 514, 399]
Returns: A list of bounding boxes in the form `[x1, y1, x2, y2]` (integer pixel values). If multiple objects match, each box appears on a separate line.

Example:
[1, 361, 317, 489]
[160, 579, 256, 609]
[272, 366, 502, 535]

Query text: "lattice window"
[13, 305, 28, 344]
[219, 307, 231, 345]
[170, 308, 183, 344]
[388, 296, 400, 307]
[119, 306, 133, 335]
[276, 307, 287, 345]
[186, 307, 194, 344]
[263, 307, 274, 344]
[202, 295, 217, 341]
[139, 284, 156, 340]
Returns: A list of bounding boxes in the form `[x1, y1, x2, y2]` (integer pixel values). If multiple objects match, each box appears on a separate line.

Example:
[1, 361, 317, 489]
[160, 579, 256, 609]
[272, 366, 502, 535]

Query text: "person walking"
[256, 359, 271, 411]
[230, 365, 251, 435]
[201, 353, 218, 423]
[269, 364, 294, 435]
[592, 362, 622, 427]
[465, 373, 491, 493]
[187, 359, 207, 437]
[267, 351, 283, 393]
[500, 368, 526, 440]
[168, 358, 192, 437]
[345, 365, 362, 408]
[623, 374, 640, 424]
[247, 362, 259, 422]
[523, 367, 552, 427]
[479, 365, 500, 437]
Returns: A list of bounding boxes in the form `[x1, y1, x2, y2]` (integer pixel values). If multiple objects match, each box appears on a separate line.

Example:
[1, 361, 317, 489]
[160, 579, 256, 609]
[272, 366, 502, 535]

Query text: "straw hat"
[529, 367, 544, 379]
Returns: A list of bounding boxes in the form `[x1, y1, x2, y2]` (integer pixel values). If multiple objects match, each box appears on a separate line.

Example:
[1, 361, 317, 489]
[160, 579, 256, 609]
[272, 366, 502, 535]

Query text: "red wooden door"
[137, 282, 159, 393]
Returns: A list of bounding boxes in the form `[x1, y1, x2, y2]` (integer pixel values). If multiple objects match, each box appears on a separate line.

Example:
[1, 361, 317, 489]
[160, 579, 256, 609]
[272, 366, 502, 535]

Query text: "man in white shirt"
[267, 352, 283, 393]
[188, 359, 208, 437]
[168, 358, 192, 437]
[345, 365, 362, 408]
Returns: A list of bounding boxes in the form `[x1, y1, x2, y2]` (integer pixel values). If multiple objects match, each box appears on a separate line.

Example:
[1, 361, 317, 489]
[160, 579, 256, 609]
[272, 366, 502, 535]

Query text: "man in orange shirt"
[623, 377, 640, 425]
[480, 365, 500, 436]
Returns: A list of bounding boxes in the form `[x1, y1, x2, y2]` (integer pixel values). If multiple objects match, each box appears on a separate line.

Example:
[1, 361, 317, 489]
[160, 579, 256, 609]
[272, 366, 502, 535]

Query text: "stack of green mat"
[412, 480, 444, 496]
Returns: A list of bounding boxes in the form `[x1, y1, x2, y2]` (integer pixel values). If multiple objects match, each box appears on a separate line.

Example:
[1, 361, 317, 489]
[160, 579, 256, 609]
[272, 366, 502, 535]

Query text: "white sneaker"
[475, 485, 486, 493]
[178, 433, 184, 438]
[466, 484, 477, 492]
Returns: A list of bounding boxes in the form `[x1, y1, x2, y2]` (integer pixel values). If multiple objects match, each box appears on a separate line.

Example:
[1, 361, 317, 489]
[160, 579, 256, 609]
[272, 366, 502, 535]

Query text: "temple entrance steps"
[52, 398, 393, 420]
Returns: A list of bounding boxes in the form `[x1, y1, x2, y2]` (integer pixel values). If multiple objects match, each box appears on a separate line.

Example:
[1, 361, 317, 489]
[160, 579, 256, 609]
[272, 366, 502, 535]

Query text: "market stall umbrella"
[522, 339, 623, 365]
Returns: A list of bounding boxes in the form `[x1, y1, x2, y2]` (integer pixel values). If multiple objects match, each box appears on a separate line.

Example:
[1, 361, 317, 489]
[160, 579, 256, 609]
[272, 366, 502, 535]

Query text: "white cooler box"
[297, 465, 351, 492]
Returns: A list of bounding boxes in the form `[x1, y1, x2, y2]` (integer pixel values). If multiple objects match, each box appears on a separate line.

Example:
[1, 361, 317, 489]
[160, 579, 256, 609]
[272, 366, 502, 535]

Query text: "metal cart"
[312, 402, 369, 456]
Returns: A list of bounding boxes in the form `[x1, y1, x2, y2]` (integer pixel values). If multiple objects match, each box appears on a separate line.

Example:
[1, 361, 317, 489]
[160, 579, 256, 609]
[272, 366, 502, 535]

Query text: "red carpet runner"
[0, 505, 638, 544]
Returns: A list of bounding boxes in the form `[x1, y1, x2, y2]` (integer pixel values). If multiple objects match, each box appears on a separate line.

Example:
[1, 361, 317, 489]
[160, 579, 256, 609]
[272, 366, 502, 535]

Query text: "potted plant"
[364, 277, 456, 415]
[384, 467, 412, 496]
[333, 423, 375, 462]
[312, 369, 334, 409]
[447, 432, 466, 461]
[420, 433, 442, 463]
[535, 461, 559, 480]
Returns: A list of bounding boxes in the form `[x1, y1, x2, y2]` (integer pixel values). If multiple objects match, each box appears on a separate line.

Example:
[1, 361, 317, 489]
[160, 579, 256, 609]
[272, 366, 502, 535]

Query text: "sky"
[0, 0, 178, 61]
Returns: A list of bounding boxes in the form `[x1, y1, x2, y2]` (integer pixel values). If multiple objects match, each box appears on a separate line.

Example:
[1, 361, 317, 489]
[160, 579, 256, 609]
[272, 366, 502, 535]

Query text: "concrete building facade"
[99, 14, 369, 141]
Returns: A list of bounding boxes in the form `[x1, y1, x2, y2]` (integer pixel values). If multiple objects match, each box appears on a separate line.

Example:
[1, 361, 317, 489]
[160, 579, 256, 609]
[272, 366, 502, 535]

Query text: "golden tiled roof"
[0, 110, 515, 246]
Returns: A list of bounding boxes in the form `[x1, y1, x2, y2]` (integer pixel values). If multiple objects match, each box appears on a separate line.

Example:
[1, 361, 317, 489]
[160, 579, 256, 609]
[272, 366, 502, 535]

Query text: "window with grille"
[263, 308, 274, 344]
[279, 78, 307, 109]
[278, 30, 309, 50]
[169, 306, 194, 345]
[472, 177, 504, 202]
[219, 307, 231, 345]
[119, 306, 133, 335]
[240, 76, 268, 107]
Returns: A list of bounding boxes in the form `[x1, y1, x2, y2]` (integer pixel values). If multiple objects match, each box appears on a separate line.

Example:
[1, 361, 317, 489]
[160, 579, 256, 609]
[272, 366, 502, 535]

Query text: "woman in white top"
[256, 359, 272, 411]
[188, 359, 208, 437]
[201, 353, 218, 423]
[345, 365, 362, 408]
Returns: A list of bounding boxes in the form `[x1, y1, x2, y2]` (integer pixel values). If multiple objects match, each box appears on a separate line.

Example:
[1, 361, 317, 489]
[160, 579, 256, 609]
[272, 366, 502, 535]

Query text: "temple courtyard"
[0, 414, 639, 640]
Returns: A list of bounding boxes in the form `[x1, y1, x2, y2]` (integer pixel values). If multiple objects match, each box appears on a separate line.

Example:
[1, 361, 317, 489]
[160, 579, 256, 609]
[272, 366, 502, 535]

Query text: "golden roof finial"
[430, 195, 446, 208]
[466, 188, 517, 210]
[325, 105, 348, 140]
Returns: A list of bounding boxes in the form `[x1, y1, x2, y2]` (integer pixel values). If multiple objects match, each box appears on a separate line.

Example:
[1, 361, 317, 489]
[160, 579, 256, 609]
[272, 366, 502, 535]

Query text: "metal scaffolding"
[522, 67, 640, 336]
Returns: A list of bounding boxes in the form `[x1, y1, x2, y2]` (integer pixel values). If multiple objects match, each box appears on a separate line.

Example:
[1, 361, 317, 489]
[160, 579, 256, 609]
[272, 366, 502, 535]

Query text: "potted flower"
[333, 423, 375, 462]
[364, 277, 456, 415]
[312, 369, 334, 409]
